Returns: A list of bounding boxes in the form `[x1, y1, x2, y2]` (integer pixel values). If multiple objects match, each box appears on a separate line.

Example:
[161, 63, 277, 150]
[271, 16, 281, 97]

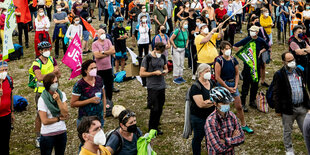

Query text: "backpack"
[212, 55, 236, 81]
[105, 99, 114, 117]
[167, 60, 173, 72]
[9, 44, 23, 61]
[105, 127, 142, 154]
[151, 34, 168, 50]
[6, 75, 13, 90]
[28, 57, 54, 89]
[13, 95, 28, 112]
[114, 71, 127, 83]
[145, 54, 166, 71]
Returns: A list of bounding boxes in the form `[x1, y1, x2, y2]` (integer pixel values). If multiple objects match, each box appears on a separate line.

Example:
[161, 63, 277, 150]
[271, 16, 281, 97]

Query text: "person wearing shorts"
[214, 41, 254, 134]
[113, 17, 128, 72]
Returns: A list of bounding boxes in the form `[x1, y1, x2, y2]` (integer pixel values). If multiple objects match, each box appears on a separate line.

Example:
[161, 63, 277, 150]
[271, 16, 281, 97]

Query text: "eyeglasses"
[122, 112, 136, 122]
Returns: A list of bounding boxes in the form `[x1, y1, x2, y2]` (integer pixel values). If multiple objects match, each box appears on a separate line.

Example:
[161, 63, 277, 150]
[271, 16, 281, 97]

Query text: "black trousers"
[167, 18, 173, 35]
[104, 9, 109, 25]
[190, 39, 197, 75]
[108, 19, 113, 35]
[18, 23, 29, 46]
[148, 89, 165, 131]
[0, 113, 11, 155]
[55, 37, 67, 57]
[241, 65, 260, 105]
[138, 44, 149, 86]
[46, 6, 52, 22]
[98, 69, 114, 100]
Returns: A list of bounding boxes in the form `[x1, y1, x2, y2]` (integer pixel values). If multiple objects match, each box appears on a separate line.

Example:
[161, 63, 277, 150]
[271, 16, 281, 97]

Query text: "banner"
[2, 0, 17, 60]
[235, 40, 258, 82]
[80, 17, 96, 38]
[62, 34, 82, 80]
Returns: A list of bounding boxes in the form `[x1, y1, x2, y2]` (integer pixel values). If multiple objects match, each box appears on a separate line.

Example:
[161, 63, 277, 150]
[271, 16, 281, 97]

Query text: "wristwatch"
[57, 116, 60, 122]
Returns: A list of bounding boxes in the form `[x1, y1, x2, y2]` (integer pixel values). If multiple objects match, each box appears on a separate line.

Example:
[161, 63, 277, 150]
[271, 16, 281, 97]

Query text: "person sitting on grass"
[205, 86, 245, 154]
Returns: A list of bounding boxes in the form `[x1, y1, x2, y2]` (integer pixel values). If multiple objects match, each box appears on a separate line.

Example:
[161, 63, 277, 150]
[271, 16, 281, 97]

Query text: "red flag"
[33, 0, 37, 7]
[80, 17, 96, 38]
[13, 0, 31, 23]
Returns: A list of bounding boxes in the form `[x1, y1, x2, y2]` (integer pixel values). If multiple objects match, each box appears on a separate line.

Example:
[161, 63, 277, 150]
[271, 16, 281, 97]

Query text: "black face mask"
[254, 21, 261, 27]
[126, 124, 137, 133]
[161, 29, 166, 34]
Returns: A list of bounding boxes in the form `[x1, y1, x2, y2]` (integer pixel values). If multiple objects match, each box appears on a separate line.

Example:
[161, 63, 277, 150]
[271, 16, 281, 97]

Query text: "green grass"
[3, 9, 308, 155]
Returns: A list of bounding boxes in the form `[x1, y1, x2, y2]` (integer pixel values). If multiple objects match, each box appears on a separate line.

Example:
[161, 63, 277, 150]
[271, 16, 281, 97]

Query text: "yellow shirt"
[195, 33, 219, 64]
[259, 15, 273, 35]
[79, 145, 111, 155]
[46, 0, 52, 6]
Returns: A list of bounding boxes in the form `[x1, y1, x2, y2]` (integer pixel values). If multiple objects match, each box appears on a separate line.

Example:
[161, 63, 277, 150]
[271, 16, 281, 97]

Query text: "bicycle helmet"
[115, 17, 124, 23]
[37, 41, 51, 50]
[210, 87, 234, 103]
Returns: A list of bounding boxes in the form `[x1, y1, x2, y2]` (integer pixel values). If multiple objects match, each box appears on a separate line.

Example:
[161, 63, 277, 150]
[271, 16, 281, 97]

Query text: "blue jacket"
[108, 2, 120, 19]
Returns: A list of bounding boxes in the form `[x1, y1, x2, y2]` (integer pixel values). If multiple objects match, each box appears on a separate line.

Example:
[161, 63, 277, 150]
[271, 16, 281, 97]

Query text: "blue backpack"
[114, 71, 126, 83]
[151, 34, 168, 50]
[13, 95, 29, 112]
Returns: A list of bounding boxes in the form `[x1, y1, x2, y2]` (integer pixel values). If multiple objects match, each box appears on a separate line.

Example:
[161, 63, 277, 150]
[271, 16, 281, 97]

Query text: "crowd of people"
[1, 0, 310, 154]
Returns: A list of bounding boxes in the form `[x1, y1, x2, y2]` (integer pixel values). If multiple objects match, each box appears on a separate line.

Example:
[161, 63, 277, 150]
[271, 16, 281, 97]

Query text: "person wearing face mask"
[214, 41, 254, 134]
[106, 110, 142, 155]
[170, 20, 189, 84]
[140, 42, 169, 135]
[276, 0, 289, 44]
[113, 17, 128, 72]
[190, 0, 202, 16]
[153, 0, 168, 35]
[66, 16, 83, 43]
[78, 116, 111, 155]
[38, 73, 68, 155]
[194, 23, 224, 65]
[34, 8, 51, 57]
[203, 0, 217, 29]
[72, 0, 84, 16]
[303, 3, 310, 37]
[289, 3, 303, 36]
[136, 15, 151, 63]
[137, 5, 152, 29]
[154, 25, 171, 61]
[163, 0, 173, 34]
[108, 0, 120, 34]
[0, 61, 15, 155]
[272, 52, 310, 155]
[129, 2, 142, 46]
[31, 41, 61, 148]
[201, 10, 211, 27]
[222, 14, 237, 45]
[188, 63, 215, 155]
[233, 25, 269, 111]
[232, 0, 243, 33]
[71, 60, 107, 128]
[177, 1, 190, 20]
[260, 8, 273, 45]
[53, 4, 69, 59]
[205, 86, 245, 155]
[215, 1, 227, 23]
[289, 25, 310, 92]
[92, 29, 115, 101]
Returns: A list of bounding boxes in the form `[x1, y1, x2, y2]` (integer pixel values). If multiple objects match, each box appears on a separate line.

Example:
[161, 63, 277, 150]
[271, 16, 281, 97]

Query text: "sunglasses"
[122, 112, 136, 122]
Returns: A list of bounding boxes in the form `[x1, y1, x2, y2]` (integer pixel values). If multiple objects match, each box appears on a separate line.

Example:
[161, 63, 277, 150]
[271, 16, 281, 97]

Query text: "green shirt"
[173, 29, 188, 48]
[153, 8, 168, 26]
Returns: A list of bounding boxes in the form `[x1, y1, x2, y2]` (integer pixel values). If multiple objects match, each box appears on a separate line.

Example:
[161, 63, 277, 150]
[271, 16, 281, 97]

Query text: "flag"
[62, 34, 82, 80]
[2, 0, 17, 60]
[235, 40, 258, 82]
[80, 17, 96, 38]
[13, 0, 31, 24]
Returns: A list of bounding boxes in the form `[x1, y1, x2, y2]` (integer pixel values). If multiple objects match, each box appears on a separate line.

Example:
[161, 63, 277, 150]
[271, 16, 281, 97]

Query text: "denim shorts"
[83, 30, 90, 41]
[218, 81, 240, 97]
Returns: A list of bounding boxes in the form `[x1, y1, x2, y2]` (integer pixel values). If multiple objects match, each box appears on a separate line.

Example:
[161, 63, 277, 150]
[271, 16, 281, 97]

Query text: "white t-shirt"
[303, 10, 310, 18]
[191, 2, 202, 9]
[232, 1, 243, 14]
[38, 92, 67, 135]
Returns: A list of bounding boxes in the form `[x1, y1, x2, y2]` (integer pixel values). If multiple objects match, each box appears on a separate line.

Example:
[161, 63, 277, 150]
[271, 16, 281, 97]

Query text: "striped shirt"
[205, 110, 245, 155]
[287, 70, 304, 104]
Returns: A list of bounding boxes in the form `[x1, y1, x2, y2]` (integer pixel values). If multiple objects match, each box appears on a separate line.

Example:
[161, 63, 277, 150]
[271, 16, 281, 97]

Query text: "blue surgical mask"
[219, 104, 230, 113]
[183, 24, 188, 29]
[298, 33, 304, 39]
[307, 6, 310, 10]
[205, 14, 209, 18]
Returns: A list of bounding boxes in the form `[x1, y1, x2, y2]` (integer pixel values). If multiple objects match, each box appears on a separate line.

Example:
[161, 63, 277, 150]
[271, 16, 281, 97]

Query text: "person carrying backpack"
[214, 41, 253, 134]
[29, 41, 61, 148]
[170, 20, 189, 84]
[189, 63, 215, 155]
[106, 110, 142, 155]
[0, 61, 15, 155]
[153, 25, 171, 61]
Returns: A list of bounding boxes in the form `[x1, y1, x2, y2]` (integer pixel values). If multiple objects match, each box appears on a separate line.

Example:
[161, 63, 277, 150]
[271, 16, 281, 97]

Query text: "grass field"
[4, 11, 308, 155]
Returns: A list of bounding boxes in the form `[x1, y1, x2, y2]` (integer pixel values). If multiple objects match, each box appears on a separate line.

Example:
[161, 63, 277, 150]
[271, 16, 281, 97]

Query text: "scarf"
[41, 89, 63, 117]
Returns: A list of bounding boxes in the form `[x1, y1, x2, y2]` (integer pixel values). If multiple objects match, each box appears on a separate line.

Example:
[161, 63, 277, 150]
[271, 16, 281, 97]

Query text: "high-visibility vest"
[32, 57, 55, 93]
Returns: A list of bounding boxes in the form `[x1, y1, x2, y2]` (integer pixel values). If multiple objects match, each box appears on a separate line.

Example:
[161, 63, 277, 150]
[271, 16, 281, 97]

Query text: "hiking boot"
[173, 78, 182, 84]
[242, 125, 254, 134]
[25, 43, 29, 48]
[249, 101, 257, 109]
[112, 87, 120, 93]
[242, 105, 248, 112]
[261, 82, 270, 87]
[35, 137, 40, 148]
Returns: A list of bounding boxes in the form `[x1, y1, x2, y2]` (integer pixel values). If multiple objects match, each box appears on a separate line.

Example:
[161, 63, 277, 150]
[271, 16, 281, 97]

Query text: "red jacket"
[0, 14, 5, 30]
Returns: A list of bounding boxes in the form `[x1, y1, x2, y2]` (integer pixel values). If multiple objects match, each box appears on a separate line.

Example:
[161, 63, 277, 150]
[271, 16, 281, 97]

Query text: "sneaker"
[242, 125, 254, 134]
[261, 82, 270, 87]
[35, 137, 40, 148]
[285, 151, 295, 155]
[82, 51, 88, 55]
[179, 77, 186, 83]
[242, 105, 248, 112]
[173, 78, 182, 84]
[192, 75, 196, 80]
[249, 101, 257, 109]
[112, 87, 120, 93]
[157, 130, 164, 135]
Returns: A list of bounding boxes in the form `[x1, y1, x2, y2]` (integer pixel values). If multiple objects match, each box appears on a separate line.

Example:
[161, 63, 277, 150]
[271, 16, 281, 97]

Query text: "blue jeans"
[82, 31, 90, 41]
[190, 114, 206, 155]
[218, 81, 240, 97]
[40, 132, 67, 155]
[98, 7, 103, 21]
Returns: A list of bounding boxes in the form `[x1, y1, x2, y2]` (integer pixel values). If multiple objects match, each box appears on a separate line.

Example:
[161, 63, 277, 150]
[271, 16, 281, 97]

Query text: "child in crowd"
[113, 17, 128, 72]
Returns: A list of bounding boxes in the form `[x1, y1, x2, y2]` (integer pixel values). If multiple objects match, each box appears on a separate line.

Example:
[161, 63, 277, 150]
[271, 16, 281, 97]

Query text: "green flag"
[236, 40, 258, 82]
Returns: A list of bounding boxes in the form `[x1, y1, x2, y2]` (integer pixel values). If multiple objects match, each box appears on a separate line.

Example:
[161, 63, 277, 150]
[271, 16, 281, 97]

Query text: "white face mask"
[203, 27, 209, 34]
[79, 0, 82, 3]
[0, 71, 7, 80]
[39, 12, 44, 16]
[142, 8, 146, 12]
[75, 20, 80, 24]
[220, 4, 224, 7]
[142, 18, 147, 22]
[203, 72, 211, 80]
[57, 8, 62, 12]
[224, 49, 231, 56]
[91, 129, 107, 146]
[42, 51, 50, 58]
[159, 4, 164, 8]
[50, 83, 58, 92]
[250, 31, 257, 37]
[196, 22, 200, 26]
[100, 34, 106, 40]
[156, 53, 161, 58]
[287, 61, 296, 69]
[207, 3, 212, 7]
[264, 12, 269, 17]
[185, 4, 190, 7]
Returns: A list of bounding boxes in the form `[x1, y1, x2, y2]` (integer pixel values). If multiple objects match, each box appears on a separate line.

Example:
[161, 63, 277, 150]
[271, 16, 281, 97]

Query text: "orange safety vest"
[290, 16, 301, 32]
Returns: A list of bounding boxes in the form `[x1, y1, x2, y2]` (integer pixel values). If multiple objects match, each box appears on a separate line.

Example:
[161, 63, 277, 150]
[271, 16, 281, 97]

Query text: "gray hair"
[196, 63, 211, 78]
